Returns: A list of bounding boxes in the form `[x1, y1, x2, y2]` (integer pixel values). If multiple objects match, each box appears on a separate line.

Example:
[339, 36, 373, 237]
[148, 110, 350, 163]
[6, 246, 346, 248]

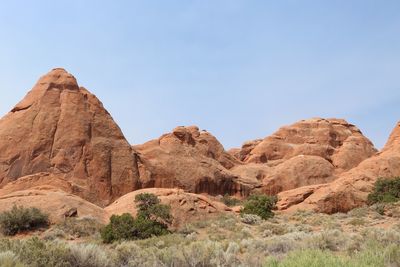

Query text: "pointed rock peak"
[11, 68, 79, 112]
[36, 68, 79, 91]
[383, 121, 400, 151]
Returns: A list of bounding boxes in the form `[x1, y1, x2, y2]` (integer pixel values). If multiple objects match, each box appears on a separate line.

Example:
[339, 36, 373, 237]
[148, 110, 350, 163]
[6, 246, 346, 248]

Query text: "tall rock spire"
[0, 68, 140, 206]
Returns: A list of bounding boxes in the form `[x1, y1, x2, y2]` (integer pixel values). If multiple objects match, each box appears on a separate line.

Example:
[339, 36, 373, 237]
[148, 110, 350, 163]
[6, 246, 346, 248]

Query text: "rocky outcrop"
[134, 126, 255, 197]
[0, 68, 140, 206]
[106, 188, 231, 228]
[0, 187, 108, 224]
[261, 155, 335, 195]
[277, 122, 400, 213]
[227, 118, 377, 196]
[238, 118, 377, 172]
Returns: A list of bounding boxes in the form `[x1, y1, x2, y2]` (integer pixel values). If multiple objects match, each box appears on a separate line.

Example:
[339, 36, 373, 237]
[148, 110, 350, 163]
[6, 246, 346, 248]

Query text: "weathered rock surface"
[238, 118, 377, 172]
[278, 122, 400, 213]
[105, 188, 231, 227]
[226, 118, 377, 197]
[261, 155, 335, 195]
[0, 68, 140, 206]
[134, 126, 254, 196]
[0, 187, 108, 224]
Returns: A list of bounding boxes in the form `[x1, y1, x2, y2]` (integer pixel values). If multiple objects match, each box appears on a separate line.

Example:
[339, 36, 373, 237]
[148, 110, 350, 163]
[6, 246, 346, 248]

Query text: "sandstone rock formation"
[0, 68, 140, 206]
[277, 121, 400, 213]
[236, 118, 377, 172]
[0, 68, 392, 219]
[105, 188, 231, 228]
[0, 187, 108, 224]
[261, 155, 335, 195]
[228, 118, 377, 196]
[134, 126, 255, 197]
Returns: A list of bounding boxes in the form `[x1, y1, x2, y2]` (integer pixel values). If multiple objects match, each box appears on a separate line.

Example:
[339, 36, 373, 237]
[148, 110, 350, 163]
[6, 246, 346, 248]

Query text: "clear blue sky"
[0, 1, 399, 149]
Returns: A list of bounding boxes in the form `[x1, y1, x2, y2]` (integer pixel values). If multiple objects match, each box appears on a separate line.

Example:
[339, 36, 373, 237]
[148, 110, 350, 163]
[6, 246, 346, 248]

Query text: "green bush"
[101, 213, 136, 244]
[101, 193, 171, 243]
[0, 206, 49, 236]
[241, 194, 277, 220]
[368, 177, 400, 204]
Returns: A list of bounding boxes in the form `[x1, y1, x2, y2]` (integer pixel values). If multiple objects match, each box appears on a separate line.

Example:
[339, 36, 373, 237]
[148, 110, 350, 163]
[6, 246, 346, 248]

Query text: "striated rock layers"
[0, 68, 140, 206]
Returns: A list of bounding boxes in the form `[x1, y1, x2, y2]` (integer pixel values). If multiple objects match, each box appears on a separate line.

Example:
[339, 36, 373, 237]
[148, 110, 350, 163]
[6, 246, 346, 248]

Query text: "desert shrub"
[0, 206, 49, 236]
[135, 193, 172, 223]
[258, 221, 288, 236]
[42, 228, 67, 241]
[101, 193, 171, 243]
[368, 177, 400, 204]
[348, 217, 366, 226]
[2, 237, 74, 267]
[264, 250, 346, 267]
[0, 251, 24, 267]
[305, 230, 351, 252]
[0, 237, 113, 267]
[56, 216, 103, 238]
[241, 214, 262, 225]
[68, 243, 112, 267]
[132, 215, 169, 240]
[373, 203, 386, 216]
[101, 213, 136, 244]
[241, 194, 277, 220]
[221, 194, 241, 207]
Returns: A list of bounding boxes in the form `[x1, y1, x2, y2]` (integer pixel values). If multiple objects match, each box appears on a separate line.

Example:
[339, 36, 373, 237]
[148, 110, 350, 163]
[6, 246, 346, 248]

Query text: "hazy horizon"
[1, 1, 399, 149]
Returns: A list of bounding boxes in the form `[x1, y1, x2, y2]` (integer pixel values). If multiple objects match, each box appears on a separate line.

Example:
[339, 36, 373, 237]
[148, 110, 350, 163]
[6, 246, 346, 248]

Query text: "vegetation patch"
[0, 206, 49, 236]
[101, 193, 172, 243]
[240, 194, 277, 220]
[221, 194, 241, 207]
[368, 177, 400, 204]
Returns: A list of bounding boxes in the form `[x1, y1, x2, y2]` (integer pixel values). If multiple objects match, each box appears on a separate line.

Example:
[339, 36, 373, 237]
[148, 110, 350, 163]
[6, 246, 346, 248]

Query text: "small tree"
[240, 194, 277, 220]
[101, 193, 172, 243]
[135, 193, 172, 224]
[101, 213, 136, 244]
[368, 177, 400, 204]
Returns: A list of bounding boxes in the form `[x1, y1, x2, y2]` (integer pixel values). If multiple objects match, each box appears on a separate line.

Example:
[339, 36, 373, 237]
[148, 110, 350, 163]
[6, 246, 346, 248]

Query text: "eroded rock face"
[228, 118, 377, 196]
[133, 126, 254, 197]
[0, 187, 108, 224]
[238, 118, 377, 172]
[277, 122, 400, 213]
[261, 155, 335, 195]
[105, 188, 231, 228]
[0, 69, 140, 206]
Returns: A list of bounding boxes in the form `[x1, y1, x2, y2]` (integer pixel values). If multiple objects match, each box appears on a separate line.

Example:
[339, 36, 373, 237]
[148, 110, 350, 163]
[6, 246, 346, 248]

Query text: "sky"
[0, 0, 399, 149]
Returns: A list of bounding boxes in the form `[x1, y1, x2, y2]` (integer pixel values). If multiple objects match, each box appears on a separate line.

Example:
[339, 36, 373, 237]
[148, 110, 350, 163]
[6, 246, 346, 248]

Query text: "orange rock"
[0, 69, 140, 206]
[261, 155, 335, 195]
[278, 122, 400, 213]
[0, 187, 108, 224]
[105, 188, 231, 228]
[134, 126, 253, 196]
[239, 118, 377, 172]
